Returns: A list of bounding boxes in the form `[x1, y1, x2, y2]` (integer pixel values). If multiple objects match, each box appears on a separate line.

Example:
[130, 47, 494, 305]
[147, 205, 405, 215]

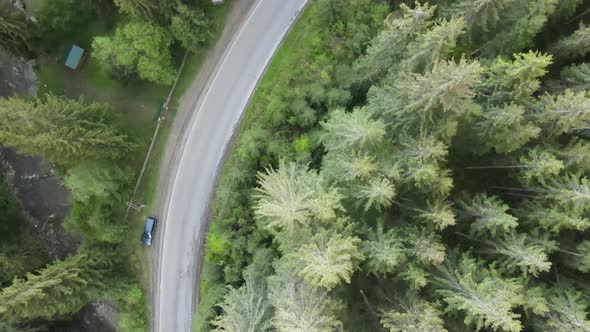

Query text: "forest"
[201, 0, 590, 331]
[0, 0, 216, 330]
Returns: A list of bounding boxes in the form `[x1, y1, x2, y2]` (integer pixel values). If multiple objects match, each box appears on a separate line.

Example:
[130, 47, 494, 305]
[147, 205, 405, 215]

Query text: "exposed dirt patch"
[66, 300, 119, 332]
[0, 52, 37, 97]
[0, 148, 78, 259]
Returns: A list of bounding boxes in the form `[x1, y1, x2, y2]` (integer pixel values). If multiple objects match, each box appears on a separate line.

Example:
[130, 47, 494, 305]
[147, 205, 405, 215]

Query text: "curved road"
[152, 1, 308, 331]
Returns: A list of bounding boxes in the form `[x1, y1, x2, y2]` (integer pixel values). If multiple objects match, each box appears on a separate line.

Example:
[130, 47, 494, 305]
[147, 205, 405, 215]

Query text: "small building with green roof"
[61, 44, 85, 70]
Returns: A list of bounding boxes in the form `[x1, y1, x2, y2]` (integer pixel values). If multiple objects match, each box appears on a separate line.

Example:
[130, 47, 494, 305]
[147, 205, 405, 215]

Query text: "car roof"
[145, 217, 156, 231]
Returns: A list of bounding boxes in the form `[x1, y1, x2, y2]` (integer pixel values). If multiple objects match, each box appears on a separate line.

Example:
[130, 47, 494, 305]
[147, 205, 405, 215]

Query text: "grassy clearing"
[192, 4, 319, 331]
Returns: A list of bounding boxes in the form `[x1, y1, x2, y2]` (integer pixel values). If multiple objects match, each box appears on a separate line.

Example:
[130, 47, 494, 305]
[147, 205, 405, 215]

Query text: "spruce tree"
[484, 232, 556, 276]
[558, 63, 590, 92]
[384, 58, 481, 140]
[537, 90, 590, 137]
[542, 173, 590, 213]
[480, 0, 558, 56]
[321, 152, 378, 183]
[477, 51, 553, 105]
[0, 95, 134, 165]
[320, 107, 386, 153]
[0, 0, 32, 56]
[355, 177, 396, 212]
[64, 162, 126, 203]
[474, 103, 540, 153]
[0, 252, 110, 319]
[518, 200, 590, 232]
[254, 161, 342, 237]
[533, 286, 590, 331]
[459, 193, 519, 237]
[380, 295, 447, 332]
[433, 253, 524, 332]
[415, 199, 456, 230]
[552, 22, 590, 60]
[439, 0, 511, 43]
[268, 266, 342, 332]
[402, 17, 466, 73]
[291, 230, 362, 290]
[517, 147, 564, 185]
[353, 2, 435, 82]
[212, 271, 273, 332]
[404, 227, 446, 266]
[361, 222, 406, 276]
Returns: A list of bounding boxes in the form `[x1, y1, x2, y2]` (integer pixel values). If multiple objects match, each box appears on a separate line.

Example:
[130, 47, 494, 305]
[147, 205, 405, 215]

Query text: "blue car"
[142, 216, 157, 246]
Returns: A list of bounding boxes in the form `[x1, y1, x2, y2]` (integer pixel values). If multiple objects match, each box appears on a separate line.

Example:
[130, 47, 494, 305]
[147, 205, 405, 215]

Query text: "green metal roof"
[64, 45, 84, 70]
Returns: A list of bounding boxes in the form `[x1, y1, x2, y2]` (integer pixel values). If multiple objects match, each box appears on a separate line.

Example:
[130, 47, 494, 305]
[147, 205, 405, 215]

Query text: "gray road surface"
[152, 1, 308, 331]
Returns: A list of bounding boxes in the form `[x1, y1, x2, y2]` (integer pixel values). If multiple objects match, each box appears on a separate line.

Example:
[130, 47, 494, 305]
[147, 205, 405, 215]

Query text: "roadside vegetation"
[0, 0, 227, 330]
[202, 0, 590, 331]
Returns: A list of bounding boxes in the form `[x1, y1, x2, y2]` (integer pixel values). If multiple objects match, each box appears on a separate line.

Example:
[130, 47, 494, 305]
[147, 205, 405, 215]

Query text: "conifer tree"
[543, 173, 590, 213]
[518, 200, 590, 232]
[404, 227, 446, 266]
[477, 51, 553, 105]
[552, 22, 590, 60]
[415, 199, 456, 230]
[403, 17, 466, 73]
[554, 139, 590, 172]
[571, 240, 590, 273]
[480, 0, 558, 56]
[399, 263, 429, 290]
[484, 232, 556, 276]
[474, 103, 540, 153]
[0, 252, 110, 319]
[212, 271, 273, 332]
[459, 193, 518, 236]
[355, 177, 396, 212]
[0, 0, 32, 56]
[537, 90, 590, 136]
[558, 63, 590, 92]
[254, 161, 342, 237]
[0, 95, 134, 165]
[533, 286, 590, 331]
[353, 2, 435, 82]
[268, 267, 342, 332]
[291, 230, 362, 290]
[321, 152, 378, 183]
[380, 295, 447, 332]
[64, 162, 126, 203]
[433, 253, 524, 332]
[552, 0, 584, 22]
[384, 58, 481, 139]
[439, 0, 511, 43]
[320, 107, 386, 153]
[517, 147, 564, 185]
[361, 222, 405, 276]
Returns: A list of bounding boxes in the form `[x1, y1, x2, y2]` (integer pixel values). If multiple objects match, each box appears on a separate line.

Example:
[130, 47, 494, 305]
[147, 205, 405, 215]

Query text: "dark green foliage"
[92, 21, 176, 85]
[0, 182, 48, 285]
[0, 0, 33, 56]
[170, 4, 213, 52]
[34, 0, 116, 52]
[551, 22, 590, 60]
[0, 95, 135, 166]
[203, 0, 590, 330]
[0, 251, 111, 320]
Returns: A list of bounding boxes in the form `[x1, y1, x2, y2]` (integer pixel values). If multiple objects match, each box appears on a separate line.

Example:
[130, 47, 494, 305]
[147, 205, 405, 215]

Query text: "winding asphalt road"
[152, 1, 308, 331]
